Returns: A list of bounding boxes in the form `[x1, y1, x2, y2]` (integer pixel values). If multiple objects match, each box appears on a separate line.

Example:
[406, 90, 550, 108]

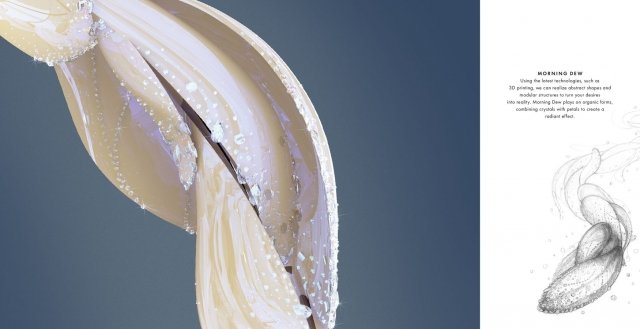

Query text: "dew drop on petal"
[234, 133, 246, 145]
[211, 122, 224, 143]
[293, 304, 312, 318]
[186, 82, 198, 93]
[250, 185, 261, 200]
[179, 122, 190, 134]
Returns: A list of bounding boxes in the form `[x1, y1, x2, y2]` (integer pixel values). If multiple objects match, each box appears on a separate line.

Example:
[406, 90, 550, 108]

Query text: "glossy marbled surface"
[0, 0, 479, 328]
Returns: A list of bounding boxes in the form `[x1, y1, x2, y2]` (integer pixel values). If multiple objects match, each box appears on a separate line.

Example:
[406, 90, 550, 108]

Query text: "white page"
[482, 1, 640, 328]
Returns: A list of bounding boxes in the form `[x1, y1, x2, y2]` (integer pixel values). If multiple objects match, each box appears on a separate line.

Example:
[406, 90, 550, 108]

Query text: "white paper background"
[481, 1, 640, 328]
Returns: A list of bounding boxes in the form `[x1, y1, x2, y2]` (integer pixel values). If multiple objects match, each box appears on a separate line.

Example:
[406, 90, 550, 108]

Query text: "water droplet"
[211, 122, 224, 143]
[179, 122, 190, 134]
[186, 82, 198, 93]
[173, 145, 181, 160]
[293, 175, 301, 194]
[249, 185, 261, 205]
[77, 0, 91, 11]
[293, 304, 312, 318]
[234, 134, 246, 145]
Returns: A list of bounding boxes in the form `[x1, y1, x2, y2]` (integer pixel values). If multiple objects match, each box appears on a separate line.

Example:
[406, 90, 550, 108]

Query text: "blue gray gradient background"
[0, 0, 478, 328]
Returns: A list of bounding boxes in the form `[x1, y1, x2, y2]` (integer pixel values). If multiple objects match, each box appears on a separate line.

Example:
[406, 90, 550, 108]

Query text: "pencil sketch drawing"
[539, 144, 637, 313]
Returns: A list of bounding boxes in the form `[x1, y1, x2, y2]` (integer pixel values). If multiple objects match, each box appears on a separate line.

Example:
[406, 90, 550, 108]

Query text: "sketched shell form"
[541, 147, 636, 315]
[539, 247, 622, 314]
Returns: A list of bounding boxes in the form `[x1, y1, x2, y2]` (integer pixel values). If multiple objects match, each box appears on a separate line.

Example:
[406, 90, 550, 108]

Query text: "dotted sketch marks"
[540, 148, 634, 313]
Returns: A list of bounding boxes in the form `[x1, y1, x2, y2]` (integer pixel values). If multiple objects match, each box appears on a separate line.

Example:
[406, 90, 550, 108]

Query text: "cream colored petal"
[151, 1, 340, 326]
[94, 1, 339, 326]
[193, 127, 309, 329]
[92, 0, 298, 255]
[2, 0, 338, 327]
[97, 27, 197, 189]
[92, 0, 299, 241]
[55, 48, 197, 233]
